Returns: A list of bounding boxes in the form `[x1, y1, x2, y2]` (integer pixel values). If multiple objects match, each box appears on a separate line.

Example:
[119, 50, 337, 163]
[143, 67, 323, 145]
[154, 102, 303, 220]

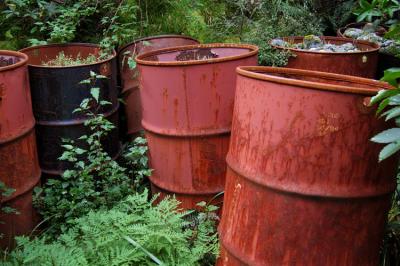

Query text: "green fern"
[3, 191, 218, 266]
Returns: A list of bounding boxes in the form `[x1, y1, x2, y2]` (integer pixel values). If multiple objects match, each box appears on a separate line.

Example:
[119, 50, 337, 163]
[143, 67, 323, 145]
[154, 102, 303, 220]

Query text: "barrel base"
[218, 167, 391, 266]
[150, 182, 223, 211]
[216, 245, 244, 266]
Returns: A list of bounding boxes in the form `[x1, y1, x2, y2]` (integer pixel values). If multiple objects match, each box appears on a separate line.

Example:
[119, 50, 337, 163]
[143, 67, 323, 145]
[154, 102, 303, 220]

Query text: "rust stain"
[316, 112, 340, 136]
[162, 88, 168, 113]
[0, 83, 4, 100]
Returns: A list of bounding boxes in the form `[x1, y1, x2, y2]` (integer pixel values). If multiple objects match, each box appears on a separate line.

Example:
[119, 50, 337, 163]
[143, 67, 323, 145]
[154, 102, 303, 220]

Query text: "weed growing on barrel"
[33, 71, 150, 237]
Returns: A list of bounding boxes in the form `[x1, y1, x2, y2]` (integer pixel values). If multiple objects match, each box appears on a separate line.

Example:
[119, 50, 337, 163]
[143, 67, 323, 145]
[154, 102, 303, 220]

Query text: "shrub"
[33, 71, 150, 236]
[369, 68, 400, 265]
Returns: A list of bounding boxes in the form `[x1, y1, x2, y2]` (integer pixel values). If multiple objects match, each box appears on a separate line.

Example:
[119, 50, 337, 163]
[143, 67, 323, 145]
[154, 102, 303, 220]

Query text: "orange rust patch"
[316, 112, 340, 136]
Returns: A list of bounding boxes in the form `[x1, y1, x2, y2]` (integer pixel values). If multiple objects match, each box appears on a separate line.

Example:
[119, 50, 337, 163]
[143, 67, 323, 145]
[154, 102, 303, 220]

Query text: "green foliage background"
[0, 0, 357, 65]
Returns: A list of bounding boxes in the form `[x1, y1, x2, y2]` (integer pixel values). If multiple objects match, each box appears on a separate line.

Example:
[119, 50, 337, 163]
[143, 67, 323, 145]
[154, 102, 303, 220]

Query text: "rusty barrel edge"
[118, 35, 199, 137]
[272, 36, 380, 78]
[20, 43, 121, 178]
[137, 43, 259, 210]
[0, 50, 41, 248]
[217, 66, 397, 266]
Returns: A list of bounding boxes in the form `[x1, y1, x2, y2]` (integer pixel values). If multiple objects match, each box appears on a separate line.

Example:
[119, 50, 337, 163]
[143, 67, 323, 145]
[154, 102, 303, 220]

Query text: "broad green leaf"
[90, 87, 100, 102]
[371, 128, 400, 143]
[381, 68, 400, 87]
[370, 89, 399, 106]
[378, 141, 400, 161]
[79, 79, 91, 84]
[376, 97, 391, 115]
[389, 94, 400, 105]
[382, 106, 400, 120]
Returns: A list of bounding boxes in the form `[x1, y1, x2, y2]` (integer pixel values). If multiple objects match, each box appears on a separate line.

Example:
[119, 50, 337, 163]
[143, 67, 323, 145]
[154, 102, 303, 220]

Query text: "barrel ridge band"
[142, 121, 231, 137]
[226, 155, 396, 199]
[0, 121, 36, 145]
[35, 103, 120, 126]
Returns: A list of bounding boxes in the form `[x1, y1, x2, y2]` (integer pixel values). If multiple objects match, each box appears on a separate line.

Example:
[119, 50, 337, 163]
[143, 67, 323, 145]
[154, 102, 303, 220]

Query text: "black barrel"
[20, 43, 121, 178]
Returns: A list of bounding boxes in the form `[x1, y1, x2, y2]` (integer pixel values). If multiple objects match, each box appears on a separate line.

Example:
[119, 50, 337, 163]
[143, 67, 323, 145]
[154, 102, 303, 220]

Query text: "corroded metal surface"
[272, 36, 380, 78]
[136, 44, 259, 209]
[0, 50, 41, 248]
[218, 66, 397, 265]
[20, 44, 121, 177]
[118, 35, 199, 137]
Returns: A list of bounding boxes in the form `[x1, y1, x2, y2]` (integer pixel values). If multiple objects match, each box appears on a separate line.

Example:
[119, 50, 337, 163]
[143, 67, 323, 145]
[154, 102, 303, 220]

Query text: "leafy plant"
[3, 191, 219, 265]
[122, 137, 152, 192]
[369, 68, 400, 265]
[0, 0, 139, 52]
[33, 71, 150, 236]
[370, 68, 400, 161]
[354, 0, 400, 26]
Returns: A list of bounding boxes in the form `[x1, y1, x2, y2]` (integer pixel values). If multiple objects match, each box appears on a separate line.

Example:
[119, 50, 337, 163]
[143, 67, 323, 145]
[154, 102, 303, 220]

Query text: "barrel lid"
[271, 36, 380, 55]
[136, 43, 259, 66]
[237, 66, 392, 96]
[0, 50, 28, 72]
[118, 34, 199, 54]
[19, 43, 116, 68]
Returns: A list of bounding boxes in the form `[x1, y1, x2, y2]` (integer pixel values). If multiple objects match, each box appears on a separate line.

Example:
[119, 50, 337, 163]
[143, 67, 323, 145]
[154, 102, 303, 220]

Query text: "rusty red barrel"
[218, 66, 397, 265]
[136, 44, 259, 209]
[118, 35, 199, 138]
[337, 24, 399, 79]
[20, 44, 120, 179]
[272, 36, 380, 78]
[0, 50, 41, 248]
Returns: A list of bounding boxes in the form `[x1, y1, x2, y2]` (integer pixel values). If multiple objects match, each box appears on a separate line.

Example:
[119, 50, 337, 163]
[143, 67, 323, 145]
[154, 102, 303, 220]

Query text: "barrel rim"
[337, 22, 388, 38]
[236, 66, 392, 96]
[0, 50, 28, 72]
[19, 43, 117, 69]
[135, 43, 259, 66]
[271, 36, 380, 55]
[118, 34, 199, 54]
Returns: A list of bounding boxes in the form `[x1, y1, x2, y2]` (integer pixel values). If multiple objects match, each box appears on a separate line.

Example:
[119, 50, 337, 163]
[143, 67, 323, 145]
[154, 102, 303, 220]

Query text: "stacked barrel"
[0, 51, 40, 248]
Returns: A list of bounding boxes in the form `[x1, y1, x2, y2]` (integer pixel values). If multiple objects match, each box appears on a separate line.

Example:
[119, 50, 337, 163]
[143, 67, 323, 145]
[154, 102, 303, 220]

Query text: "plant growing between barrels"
[3, 191, 219, 265]
[33, 71, 150, 236]
[369, 67, 400, 265]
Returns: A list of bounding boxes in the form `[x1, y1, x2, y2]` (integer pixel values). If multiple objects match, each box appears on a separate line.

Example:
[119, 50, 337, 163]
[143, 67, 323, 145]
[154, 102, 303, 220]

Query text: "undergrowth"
[33, 71, 149, 237]
[3, 191, 219, 266]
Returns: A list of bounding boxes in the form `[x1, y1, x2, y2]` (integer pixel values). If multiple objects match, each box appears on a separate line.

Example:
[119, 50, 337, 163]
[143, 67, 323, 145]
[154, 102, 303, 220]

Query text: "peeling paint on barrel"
[136, 44, 259, 210]
[0, 50, 41, 248]
[272, 36, 380, 78]
[217, 66, 397, 265]
[118, 35, 199, 138]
